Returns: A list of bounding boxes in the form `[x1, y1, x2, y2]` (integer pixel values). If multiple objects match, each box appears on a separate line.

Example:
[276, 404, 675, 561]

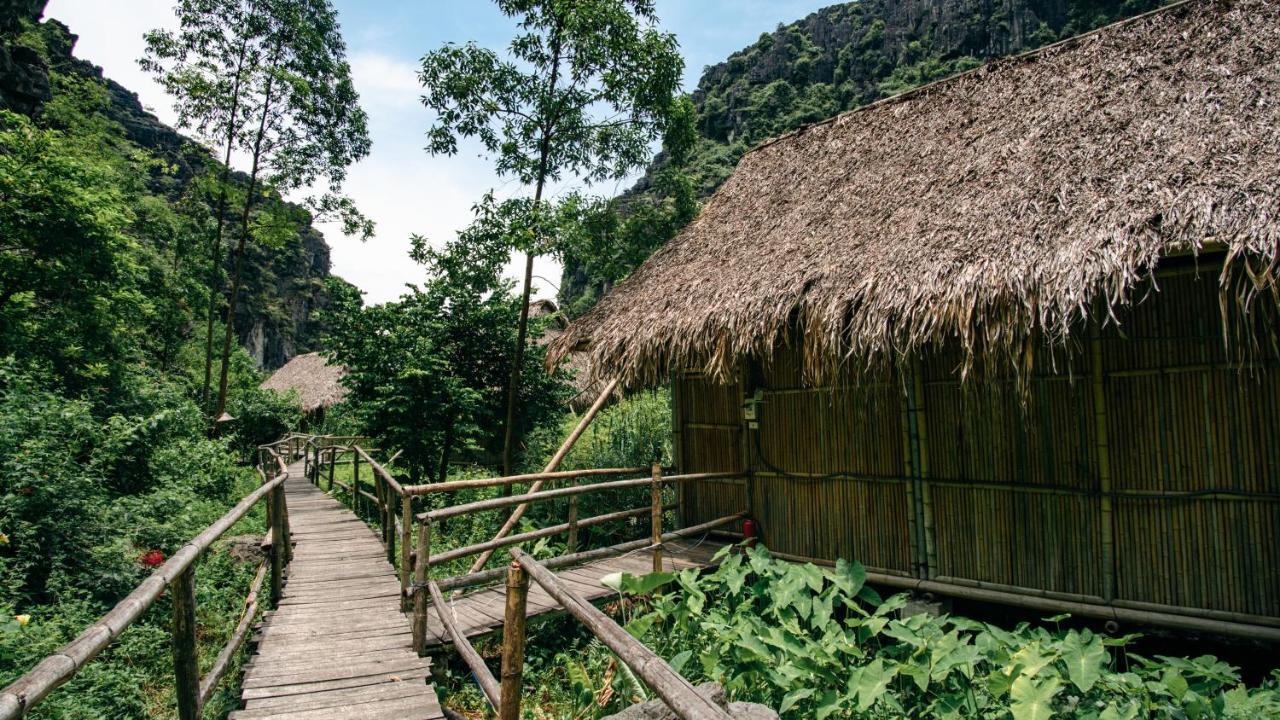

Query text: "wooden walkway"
[231, 461, 444, 720]
[421, 541, 726, 649]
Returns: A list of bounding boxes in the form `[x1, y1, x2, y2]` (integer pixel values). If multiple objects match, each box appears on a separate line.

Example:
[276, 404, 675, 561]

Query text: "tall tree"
[142, 0, 266, 413]
[326, 196, 569, 484]
[209, 0, 372, 422]
[419, 0, 687, 475]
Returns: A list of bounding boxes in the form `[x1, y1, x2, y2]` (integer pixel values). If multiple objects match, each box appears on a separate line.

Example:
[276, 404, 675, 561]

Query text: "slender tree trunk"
[500, 28, 561, 478]
[213, 64, 277, 423]
[202, 15, 256, 415]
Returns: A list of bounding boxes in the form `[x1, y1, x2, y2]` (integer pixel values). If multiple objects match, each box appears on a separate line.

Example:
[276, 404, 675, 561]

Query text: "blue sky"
[45, 1, 831, 304]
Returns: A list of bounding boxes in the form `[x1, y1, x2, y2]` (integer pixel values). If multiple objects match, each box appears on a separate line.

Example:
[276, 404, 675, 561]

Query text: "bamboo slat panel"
[672, 267, 1280, 619]
[677, 374, 745, 534]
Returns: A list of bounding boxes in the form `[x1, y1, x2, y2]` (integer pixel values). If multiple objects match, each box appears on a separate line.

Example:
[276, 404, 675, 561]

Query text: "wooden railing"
[0, 448, 296, 720]
[295, 434, 747, 718]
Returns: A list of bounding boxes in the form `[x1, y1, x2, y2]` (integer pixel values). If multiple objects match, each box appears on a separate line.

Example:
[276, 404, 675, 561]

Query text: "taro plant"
[613, 545, 1280, 719]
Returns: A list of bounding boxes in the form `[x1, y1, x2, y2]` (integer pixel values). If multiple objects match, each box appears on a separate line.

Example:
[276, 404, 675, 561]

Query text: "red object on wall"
[742, 518, 759, 548]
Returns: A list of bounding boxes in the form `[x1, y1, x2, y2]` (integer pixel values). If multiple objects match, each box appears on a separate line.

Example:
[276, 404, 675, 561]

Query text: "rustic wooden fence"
[299, 435, 747, 718]
[0, 448, 296, 720]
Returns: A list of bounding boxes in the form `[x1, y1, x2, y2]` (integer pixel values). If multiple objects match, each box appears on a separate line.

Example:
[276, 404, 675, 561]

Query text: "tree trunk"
[202, 18, 256, 414]
[499, 28, 560, 479]
[212, 60, 277, 423]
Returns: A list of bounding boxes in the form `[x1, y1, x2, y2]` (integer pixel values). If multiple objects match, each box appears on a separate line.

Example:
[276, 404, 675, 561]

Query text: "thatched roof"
[533, 299, 614, 409]
[550, 0, 1280, 387]
[260, 352, 349, 412]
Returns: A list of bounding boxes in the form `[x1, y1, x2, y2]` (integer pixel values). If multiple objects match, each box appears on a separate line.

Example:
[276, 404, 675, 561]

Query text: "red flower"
[140, 550, 165, 568]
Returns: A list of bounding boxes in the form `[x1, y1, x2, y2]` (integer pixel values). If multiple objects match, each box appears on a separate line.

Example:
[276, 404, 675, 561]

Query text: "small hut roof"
[550, 0, 1280, 387]
[260, 352, 349, 412]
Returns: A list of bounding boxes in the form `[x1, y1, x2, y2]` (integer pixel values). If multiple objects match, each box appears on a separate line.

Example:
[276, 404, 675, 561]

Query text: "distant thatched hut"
[551, 0, 1280, 634]
[260, 352, 349, 425]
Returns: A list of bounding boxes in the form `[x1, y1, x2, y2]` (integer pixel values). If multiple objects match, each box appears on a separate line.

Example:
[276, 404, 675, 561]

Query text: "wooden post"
[567, 492, 579, 555]
[400, 495, 412, 604]
[651, 462, 664, 573]
[350, 450, 359, 495]
[170, 566, 200, 720]
[350, 445, 360, 512]
[411, 517, 431, 654]
[269, 484, 286, 604]
[328, 449, 336, 496]
[497, 562, 529, 720]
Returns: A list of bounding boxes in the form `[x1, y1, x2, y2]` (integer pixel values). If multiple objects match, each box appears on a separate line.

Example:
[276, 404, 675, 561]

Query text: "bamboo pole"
[170, 566, 200, 720]
[424, 473, 739, 524]
[511, 549, 732, 719]
[411, 518, 431, 654]
[497, 562, 530, 720]
[427, 581, 500, 710]
[465, 379, 620, 575]
[651, 462, 664, 573]
[404, 466, 649, 495]
[427, 505, 665, 567]
[435, 513, 745, 593]
[1090, 325, 1117, 601]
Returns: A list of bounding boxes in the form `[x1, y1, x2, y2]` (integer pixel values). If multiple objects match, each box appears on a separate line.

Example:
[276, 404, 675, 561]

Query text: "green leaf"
[619, 571, 676, 596]
[1010, 674, 1062, 720]
[779, 688, 814, 714]
[1061, 630, 1108, 692]
[854, 658, 896, 712]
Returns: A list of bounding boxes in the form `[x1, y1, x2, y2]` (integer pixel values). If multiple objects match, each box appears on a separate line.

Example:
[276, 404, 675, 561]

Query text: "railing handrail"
[419, 471, 742, 523]
[0, 453, 292, 720]
[400, 465, 654, 496]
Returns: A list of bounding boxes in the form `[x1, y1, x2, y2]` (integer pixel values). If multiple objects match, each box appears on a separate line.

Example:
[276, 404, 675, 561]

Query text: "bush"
[620, 546, 1280, 719]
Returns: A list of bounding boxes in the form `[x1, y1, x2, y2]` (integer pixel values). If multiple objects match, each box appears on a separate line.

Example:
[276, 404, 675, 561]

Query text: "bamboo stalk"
[497, 563, 530, 720]
[400, 495, 411, 604]
[427, 581, 500, 710]
[465, 379, 621, 576]
[511, 549, 733, 720]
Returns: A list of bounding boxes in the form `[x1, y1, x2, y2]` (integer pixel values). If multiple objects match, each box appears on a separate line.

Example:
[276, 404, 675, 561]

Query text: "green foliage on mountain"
[559, 0, 1168, 314]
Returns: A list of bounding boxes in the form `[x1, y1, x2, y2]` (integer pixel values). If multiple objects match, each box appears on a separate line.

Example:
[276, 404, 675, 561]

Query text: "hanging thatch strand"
[549, 0, 1280, 388]
[260, 352, 349, 412]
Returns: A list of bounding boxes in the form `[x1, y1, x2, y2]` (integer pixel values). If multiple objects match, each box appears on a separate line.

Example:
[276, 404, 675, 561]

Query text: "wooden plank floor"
[231, 460, 444, 720]
[421, 540, 727, 649]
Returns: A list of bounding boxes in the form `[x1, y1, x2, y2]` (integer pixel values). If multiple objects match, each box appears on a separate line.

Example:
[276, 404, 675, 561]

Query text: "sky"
[43, 0, 830, 305]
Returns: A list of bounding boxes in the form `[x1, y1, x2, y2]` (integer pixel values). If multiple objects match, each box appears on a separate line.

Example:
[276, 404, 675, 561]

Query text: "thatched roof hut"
[551, 0, 1280, 387]
[548, 0, 1280, 636]
[260, 352, 349, 412]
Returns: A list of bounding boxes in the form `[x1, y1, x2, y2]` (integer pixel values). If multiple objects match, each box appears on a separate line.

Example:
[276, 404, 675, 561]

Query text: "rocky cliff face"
[1, 5, 349, 370]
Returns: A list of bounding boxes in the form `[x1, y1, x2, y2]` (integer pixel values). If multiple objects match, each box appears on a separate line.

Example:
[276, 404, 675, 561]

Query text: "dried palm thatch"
[550, 0, 1280, 389]
[532, 299, 614, 410]
[260, 352, 349, 412]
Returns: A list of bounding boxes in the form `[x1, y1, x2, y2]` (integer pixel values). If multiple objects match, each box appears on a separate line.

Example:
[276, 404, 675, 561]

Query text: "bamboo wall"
[675, 268, 1280, 620]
